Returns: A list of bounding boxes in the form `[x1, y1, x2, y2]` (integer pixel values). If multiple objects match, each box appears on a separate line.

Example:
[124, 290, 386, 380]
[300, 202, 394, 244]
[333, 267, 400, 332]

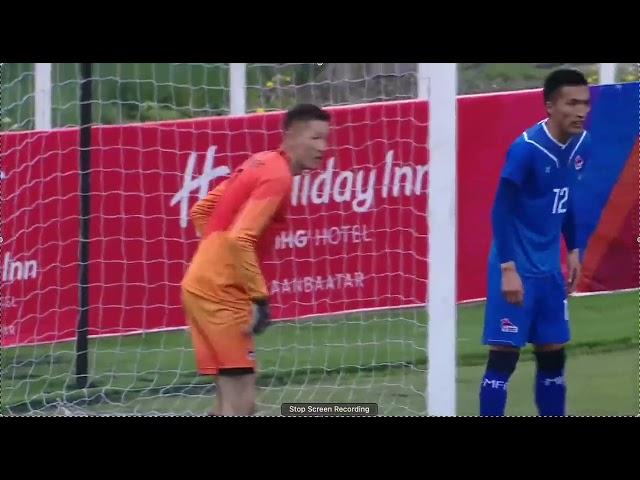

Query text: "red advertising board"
[2, 88, 636, 347]
[2, 101, 429, 346]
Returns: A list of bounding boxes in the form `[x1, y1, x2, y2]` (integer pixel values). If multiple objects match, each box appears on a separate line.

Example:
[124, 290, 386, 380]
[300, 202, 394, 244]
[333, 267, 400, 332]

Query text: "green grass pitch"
[2, 291, 637, 416]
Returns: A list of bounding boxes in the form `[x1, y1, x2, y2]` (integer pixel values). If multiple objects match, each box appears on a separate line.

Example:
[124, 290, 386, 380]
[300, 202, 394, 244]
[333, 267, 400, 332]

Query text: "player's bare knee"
[225, 395, 255, 416]
[219, 402, 237, 416]
[234, 381, 256, 415]
[212, 392, 223, 416]
[239, 398, 256, 416]
[216, 369, 256, 416]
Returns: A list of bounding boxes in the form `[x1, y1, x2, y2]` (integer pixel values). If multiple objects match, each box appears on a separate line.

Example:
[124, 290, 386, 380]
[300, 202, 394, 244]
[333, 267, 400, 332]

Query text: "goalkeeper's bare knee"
[217, 369, 256, 416]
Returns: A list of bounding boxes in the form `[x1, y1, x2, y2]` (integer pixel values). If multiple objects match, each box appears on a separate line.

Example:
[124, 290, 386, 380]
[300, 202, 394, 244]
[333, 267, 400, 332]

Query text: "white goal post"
[425, 63, 458, 416]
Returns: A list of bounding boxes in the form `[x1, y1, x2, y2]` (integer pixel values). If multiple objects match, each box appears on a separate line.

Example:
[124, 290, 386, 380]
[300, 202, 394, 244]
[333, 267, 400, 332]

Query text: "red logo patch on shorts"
[500, 318, 518, 333]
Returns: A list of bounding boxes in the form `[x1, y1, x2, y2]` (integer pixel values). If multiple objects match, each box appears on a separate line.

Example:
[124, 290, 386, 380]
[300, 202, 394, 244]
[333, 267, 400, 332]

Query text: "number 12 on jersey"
[552, 187, 569, 214]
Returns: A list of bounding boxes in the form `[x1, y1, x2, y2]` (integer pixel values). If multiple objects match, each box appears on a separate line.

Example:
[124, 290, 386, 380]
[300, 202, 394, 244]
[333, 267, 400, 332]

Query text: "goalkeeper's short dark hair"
[283, 104, 331, 131]
[543, 69, 588, 102]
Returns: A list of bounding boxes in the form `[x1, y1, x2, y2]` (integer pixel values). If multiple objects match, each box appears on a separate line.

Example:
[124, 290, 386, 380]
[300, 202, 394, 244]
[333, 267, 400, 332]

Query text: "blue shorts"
[482, 265, 570, 348]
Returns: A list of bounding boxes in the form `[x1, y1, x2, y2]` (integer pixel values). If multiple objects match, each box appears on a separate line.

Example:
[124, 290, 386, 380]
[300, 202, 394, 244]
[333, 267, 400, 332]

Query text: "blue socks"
[479, 350, 519, 416]
[480, 348, 567, 416]
[534, 349, 566, 416]
[480, 370, 511, 416]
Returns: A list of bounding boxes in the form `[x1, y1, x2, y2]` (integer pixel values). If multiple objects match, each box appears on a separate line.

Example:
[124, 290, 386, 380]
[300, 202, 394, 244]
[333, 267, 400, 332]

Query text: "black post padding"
[75, 63, 92, 389]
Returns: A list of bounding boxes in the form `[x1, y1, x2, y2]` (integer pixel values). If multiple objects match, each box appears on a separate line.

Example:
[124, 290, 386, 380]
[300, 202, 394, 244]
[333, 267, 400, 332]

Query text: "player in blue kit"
[479, 69, 592, 416]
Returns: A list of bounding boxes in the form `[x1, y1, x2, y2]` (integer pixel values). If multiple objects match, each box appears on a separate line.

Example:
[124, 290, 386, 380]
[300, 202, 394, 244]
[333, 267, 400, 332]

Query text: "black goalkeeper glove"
[251, 299, 271, 335]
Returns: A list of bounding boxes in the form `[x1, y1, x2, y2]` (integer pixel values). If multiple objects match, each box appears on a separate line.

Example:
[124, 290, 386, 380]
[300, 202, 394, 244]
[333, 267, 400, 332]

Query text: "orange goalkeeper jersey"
[181, 149, 293, 306]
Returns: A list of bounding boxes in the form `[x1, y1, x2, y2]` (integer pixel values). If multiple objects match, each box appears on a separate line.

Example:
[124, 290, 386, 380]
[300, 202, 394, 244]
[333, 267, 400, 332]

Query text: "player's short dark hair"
[283, 104, 330, 131]
[543, 69, 588, 102]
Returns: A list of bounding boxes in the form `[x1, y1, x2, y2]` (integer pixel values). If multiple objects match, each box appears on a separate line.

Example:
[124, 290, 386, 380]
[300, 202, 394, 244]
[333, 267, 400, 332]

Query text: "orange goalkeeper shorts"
[181, 288, 256, 375]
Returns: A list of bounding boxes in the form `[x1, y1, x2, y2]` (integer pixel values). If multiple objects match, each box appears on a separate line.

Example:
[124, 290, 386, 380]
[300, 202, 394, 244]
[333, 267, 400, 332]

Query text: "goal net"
[1, 63, 450, 416]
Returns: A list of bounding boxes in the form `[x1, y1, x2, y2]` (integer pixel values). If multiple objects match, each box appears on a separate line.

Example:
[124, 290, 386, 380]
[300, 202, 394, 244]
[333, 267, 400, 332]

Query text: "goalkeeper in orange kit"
[181, 104, 331, 416]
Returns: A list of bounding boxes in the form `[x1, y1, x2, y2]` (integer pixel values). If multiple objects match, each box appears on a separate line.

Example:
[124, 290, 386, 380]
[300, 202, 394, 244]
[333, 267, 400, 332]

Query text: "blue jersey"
[489, 120, 590, 276]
